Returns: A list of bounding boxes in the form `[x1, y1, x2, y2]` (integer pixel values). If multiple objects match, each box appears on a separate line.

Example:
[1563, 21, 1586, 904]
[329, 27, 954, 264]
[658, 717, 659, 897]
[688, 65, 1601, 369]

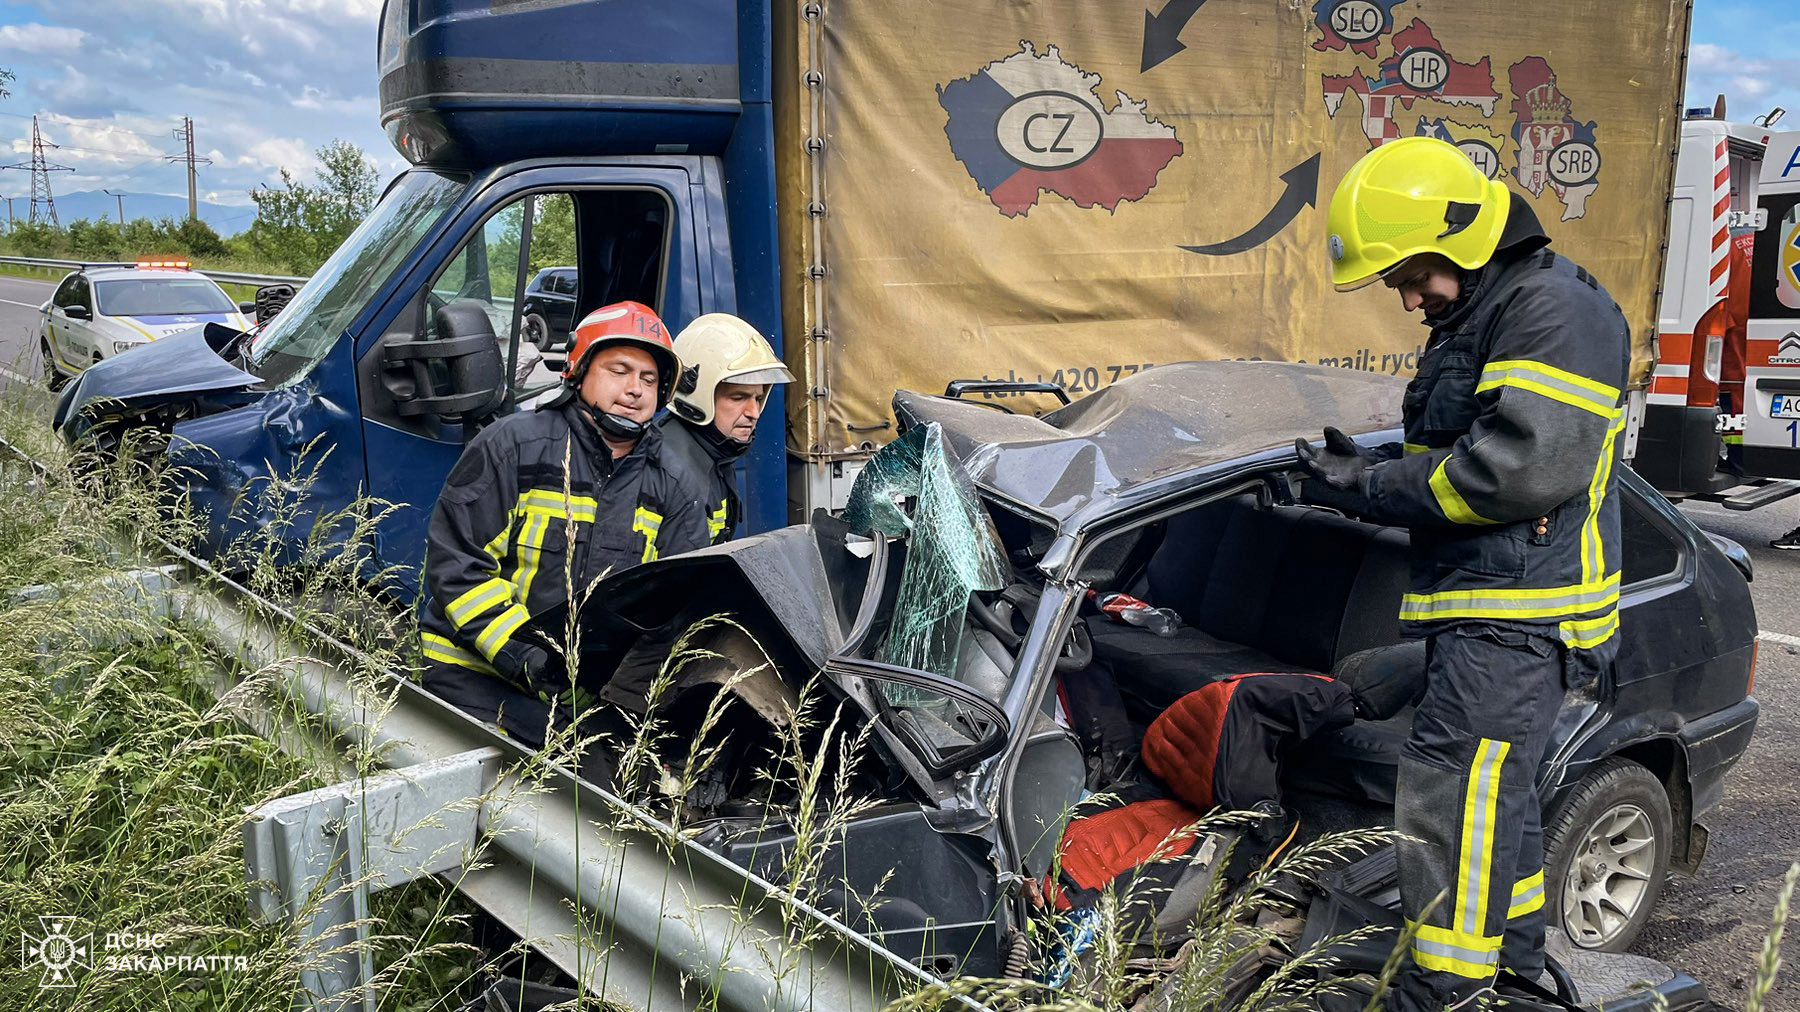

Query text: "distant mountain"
[34, 190, 257, 237]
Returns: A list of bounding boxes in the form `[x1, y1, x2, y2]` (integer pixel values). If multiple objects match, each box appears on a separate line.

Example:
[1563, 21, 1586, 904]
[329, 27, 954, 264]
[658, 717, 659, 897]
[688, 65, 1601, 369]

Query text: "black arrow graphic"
[1141, 0, 1210, 73]
[1179, 153, 1321, 256]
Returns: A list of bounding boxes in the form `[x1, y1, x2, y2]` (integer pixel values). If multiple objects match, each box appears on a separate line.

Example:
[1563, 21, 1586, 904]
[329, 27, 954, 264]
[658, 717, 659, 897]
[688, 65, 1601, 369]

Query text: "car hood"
[893, 361, 1407, 520]
[54, 322, 260, 436]
[111, 311, 253, 342]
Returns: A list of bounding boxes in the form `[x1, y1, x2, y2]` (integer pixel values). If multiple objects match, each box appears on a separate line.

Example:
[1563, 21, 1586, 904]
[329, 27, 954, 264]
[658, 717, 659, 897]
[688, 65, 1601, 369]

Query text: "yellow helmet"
[1326, 136, 1511, 291]
[670, 314, 795, 426]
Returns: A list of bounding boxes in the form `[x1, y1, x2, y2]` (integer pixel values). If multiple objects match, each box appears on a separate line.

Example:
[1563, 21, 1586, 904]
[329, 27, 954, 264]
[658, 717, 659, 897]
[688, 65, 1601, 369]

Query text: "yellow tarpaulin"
[776, 0, 1685, 459]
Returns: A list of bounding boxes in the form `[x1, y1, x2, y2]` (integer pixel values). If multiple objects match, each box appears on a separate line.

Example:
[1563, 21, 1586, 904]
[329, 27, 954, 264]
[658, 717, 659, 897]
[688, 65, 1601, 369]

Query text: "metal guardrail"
[0, 434, 944, 1012]
[0, 255, 309, 288]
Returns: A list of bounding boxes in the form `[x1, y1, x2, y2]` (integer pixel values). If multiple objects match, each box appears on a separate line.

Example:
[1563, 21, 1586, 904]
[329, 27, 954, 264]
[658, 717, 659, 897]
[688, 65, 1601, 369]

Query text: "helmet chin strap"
[573, 399, 648, 442]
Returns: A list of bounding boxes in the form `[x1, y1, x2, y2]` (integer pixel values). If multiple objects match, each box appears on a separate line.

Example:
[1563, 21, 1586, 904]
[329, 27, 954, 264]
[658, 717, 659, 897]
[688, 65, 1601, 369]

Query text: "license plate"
[1772, 395, 1800, 420]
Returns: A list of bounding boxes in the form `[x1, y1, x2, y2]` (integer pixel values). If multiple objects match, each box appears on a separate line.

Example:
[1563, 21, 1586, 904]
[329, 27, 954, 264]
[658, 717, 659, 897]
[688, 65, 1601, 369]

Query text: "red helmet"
[563, 301, 680, 409]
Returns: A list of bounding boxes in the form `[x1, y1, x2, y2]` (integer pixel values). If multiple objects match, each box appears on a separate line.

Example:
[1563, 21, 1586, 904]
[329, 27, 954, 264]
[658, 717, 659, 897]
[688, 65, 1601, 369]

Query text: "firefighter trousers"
[1390, 623, 1565, 1011]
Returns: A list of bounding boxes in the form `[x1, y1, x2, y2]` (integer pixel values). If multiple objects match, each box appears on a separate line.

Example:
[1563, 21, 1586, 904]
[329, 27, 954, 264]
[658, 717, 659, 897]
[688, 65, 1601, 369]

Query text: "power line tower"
[1, 117, 72, 226]
[167, 117, 212, 222]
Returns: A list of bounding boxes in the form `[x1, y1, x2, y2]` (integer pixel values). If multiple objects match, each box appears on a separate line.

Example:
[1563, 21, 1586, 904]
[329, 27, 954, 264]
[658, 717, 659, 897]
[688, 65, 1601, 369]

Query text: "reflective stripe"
[1413, 923, 1502, 980]
[420, 632, 495, 675]
[510, 512, 552, 603]
[1509, 870, 1546, 919]
[518, 489, 599, 522]
[1403, 442, 1429, 456]
[474, 603, 530, 660]
[633, 506, 664, 564]
[1580, 415, 1625, 587]
[1477, 359, 1622, 418]
[1430, 456, 1498, 526]
[446, 577, 513, 629]
[707, 498, 729, 542]
[1559, 610, 1620, 649]
[1457, 738, 1510, 936]
[1400, 573, 1620, 622]
[512, 489, 597, 603]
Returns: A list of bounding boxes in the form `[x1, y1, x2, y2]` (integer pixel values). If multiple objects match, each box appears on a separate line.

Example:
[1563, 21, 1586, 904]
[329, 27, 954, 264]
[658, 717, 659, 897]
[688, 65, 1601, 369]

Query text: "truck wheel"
[41, 336, 65, 390]
[523, 313, 550, 349]
[1543, 757, 1673, 952]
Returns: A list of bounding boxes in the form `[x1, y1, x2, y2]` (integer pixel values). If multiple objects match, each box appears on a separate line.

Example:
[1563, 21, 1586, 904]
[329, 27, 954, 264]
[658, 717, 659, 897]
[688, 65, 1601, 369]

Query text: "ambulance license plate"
[1772, 395, 1800, 420]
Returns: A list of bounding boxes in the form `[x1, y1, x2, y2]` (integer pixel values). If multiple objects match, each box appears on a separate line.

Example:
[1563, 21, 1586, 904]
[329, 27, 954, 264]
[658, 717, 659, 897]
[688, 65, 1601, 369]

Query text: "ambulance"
[1628, 112, 1800, 509]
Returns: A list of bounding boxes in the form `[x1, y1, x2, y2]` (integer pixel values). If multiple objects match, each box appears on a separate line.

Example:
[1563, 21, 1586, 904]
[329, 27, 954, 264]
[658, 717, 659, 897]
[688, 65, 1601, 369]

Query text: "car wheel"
[40, 336, 65, 390]
[1544, 757, 1673, 952]
[523, 313, 550, 349]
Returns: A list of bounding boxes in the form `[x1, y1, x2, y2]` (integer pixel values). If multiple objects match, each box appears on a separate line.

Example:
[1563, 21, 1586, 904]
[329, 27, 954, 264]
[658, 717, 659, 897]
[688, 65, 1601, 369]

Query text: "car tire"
[41, 336, 65, 390]
[1543, 756, 1673, 953]
[523, 313, 550, 349]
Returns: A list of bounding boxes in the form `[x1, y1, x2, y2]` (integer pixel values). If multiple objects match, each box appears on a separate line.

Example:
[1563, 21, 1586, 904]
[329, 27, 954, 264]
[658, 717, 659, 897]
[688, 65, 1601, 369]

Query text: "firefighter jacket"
[418, 398, 711, 690]
[654, 414, 744, 545]
[1353, 195, 1630, 664]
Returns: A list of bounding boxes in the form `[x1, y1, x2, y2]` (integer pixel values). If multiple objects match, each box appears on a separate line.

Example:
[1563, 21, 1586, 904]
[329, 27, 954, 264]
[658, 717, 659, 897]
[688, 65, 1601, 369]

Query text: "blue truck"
[52, 0, 1693, 595]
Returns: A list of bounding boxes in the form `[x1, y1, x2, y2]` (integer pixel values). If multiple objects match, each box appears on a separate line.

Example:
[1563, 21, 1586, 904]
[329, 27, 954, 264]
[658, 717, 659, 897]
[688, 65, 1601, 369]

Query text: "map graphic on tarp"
[1313, 0, 1602, 220]
[938, 42, 1184, 218]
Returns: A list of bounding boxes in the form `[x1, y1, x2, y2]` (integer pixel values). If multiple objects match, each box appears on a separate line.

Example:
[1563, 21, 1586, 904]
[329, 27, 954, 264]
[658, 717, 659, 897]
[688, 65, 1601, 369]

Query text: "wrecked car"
[589, 361, 1758, 1007]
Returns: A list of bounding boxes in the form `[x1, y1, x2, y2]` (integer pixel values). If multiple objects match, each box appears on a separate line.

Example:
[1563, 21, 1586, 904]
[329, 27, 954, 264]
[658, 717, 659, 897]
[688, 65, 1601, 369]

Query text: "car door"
[354, 165, 704, 596]
[57, 275, 97, 366]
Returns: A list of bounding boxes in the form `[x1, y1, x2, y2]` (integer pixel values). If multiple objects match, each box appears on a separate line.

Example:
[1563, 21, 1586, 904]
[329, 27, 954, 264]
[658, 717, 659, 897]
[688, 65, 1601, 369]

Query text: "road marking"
[0, 364, 33, 386]
[1758, 630, 1800, 649]
[0, 296, 42, 309]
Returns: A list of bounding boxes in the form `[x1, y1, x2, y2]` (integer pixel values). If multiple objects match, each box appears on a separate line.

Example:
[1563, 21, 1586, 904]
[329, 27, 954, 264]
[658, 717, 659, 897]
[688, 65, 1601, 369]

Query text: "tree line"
[0, 139, 379, 277]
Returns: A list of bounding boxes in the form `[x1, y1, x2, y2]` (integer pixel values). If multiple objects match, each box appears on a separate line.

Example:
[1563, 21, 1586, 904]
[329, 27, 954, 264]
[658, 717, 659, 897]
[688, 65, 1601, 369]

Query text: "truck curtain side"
[776, 0, 1686, 510]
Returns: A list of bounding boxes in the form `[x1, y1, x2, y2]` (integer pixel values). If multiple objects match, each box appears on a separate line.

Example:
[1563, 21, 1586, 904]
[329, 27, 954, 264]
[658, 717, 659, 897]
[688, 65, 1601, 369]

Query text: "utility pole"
[0, 196, 12, 233]
[1, 117, 72, 226]
[167, 117, 212, 222]
[103, 189, 125, 234]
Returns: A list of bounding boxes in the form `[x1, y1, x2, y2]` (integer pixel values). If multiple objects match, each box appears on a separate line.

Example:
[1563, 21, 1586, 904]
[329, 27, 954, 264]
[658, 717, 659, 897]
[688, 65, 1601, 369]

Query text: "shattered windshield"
[843, 422, 1009, 684]
[247, 169, 467, 389]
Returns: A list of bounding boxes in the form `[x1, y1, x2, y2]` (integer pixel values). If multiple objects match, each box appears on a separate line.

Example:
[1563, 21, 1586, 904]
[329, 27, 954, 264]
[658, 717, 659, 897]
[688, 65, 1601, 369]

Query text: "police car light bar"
[136, 259, 190, 269]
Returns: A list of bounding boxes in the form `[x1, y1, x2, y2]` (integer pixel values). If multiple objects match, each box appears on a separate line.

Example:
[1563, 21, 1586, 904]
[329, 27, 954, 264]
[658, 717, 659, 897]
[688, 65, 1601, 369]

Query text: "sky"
[0, 0, 1786, 237]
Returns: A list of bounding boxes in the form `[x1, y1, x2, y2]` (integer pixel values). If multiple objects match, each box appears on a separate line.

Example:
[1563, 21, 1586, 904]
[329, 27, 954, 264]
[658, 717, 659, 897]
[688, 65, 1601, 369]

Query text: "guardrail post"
[244, 748, 501, 1011]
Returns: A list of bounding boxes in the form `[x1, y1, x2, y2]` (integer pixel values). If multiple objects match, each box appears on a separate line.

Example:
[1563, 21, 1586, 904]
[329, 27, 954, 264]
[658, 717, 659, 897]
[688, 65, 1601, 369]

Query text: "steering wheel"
[967, 588, 1093, 673]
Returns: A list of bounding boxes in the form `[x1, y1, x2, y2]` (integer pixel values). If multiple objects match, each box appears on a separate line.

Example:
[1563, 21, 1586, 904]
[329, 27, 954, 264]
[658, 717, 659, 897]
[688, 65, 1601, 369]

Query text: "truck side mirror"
[379, 300, 506, 423]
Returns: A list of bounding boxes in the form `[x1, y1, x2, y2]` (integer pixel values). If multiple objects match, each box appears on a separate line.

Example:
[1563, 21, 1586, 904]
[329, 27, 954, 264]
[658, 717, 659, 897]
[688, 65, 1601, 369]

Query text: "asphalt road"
[0, 273, 52, 385]
[0, 273, 1791, 1004]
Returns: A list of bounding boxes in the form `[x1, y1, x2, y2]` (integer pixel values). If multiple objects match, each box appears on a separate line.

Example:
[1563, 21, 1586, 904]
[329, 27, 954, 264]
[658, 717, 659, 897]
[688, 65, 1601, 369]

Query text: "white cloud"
[0, 23, 85, 54]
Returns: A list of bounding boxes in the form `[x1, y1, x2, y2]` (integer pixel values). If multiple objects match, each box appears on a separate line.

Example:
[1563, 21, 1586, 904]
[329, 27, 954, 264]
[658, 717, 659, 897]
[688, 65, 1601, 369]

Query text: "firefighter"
[417, 301, 711, 768]
[1295, 137, 1628, 1011]
[659, 313, 795, 545]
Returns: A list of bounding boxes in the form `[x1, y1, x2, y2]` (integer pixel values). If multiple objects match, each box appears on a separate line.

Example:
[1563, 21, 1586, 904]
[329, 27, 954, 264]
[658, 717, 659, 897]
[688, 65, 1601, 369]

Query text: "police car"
[39, 260, 253, 388]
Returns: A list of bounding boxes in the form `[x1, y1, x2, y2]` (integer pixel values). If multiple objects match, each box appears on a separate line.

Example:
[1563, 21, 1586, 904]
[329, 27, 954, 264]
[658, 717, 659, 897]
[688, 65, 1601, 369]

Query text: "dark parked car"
[589, 362, 1757, 1007]
[519, 266, 578, 350]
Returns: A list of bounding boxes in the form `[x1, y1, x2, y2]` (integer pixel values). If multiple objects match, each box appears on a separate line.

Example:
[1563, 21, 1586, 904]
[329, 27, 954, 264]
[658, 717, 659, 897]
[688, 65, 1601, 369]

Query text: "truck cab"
[52, 0, 790, 597]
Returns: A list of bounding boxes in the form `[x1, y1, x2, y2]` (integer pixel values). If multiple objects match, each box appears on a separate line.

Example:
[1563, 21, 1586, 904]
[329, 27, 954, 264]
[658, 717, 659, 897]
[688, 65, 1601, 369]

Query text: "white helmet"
[670, 314, 795, 426]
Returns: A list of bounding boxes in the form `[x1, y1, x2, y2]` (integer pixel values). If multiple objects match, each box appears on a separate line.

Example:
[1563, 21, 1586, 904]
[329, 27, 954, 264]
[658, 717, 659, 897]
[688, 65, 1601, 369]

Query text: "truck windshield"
[248, 169, 467, 388]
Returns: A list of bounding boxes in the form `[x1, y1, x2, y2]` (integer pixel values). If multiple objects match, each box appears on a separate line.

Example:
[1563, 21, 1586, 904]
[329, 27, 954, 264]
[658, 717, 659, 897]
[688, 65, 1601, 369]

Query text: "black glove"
[1294, 433, 1371, 491]
[498, 643, 562, 697]
[1323, 425, 1378, 461]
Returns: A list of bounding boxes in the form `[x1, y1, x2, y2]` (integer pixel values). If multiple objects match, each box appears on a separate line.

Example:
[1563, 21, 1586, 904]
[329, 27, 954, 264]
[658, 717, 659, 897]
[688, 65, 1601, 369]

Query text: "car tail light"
[136, 258, 190, 270]
[1686, 299, 1728, 408]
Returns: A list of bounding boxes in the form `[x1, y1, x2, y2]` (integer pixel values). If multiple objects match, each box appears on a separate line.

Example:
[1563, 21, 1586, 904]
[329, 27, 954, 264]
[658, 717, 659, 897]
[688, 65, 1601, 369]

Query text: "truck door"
[355, 165, 703, 597]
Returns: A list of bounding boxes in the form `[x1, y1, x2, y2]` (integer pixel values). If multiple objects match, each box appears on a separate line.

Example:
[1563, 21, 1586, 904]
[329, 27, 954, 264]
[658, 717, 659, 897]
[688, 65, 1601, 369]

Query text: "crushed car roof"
[892, 361, 1406, 521]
